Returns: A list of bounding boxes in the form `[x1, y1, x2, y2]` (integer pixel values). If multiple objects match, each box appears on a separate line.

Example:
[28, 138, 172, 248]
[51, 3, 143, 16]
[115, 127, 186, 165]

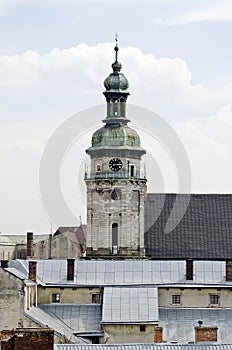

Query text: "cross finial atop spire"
[114, 33, 119, 62]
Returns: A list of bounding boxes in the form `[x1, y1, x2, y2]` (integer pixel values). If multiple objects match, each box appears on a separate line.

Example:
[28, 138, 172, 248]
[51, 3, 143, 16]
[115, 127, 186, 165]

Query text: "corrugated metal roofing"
[102, 287, 158, 324]
[8, 260, 229, 286]
[54, 344, 232, 350]
[39, 304, 102, 333]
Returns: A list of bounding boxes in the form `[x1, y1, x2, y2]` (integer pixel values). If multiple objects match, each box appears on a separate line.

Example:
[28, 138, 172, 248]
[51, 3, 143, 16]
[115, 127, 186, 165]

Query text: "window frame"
[209, 294, 220, 306]
[51, 293, 60, 303]
[91, 293, 101, 304]
[171, 294, 181, 305]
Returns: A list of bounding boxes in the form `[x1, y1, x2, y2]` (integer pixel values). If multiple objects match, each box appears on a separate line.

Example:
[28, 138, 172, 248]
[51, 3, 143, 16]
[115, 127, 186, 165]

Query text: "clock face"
[109, 158, 123, 172]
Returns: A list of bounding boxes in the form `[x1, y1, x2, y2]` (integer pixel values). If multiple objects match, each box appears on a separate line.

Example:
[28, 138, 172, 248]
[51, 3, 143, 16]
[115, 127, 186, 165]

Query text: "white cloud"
[175, 105, 232, 192]
[0, 43, 202, 99]
[154, 1, 232, 26]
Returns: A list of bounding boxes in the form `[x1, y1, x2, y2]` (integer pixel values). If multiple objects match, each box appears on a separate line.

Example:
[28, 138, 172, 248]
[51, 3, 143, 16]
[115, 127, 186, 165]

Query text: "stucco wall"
[158, 287, 232, 308]
[37, 286, 101, 304]
[0, 268, 24, 330]
[102, 324, 155, 343]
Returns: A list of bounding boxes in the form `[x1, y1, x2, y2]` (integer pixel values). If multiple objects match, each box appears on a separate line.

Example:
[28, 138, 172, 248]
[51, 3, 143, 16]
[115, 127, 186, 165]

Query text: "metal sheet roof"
[159, 308, 232, 344]
[8, 260, 230, 287]
[54, 344, 232, 350]
[25, 306, 82, 343]
[39, 304, 102, 333]
[102, 287, 158, 324]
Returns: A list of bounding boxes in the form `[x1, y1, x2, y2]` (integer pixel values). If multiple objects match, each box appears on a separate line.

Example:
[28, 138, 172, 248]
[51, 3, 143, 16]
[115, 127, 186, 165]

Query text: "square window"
[92, 293, 100, 304]
[172, 294, 181, 304]
[52, 293, 60, 303]
[210, 294, 219, 305]
[140, 325, 146, 332]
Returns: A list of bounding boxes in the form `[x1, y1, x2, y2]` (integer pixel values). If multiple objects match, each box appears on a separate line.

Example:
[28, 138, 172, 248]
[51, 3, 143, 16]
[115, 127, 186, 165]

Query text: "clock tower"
[85, 39, 147, 259]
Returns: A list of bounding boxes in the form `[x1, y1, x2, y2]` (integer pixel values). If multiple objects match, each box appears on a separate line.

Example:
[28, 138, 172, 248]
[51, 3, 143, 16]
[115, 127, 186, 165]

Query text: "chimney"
[29, 261, 37, 283]
[27, 232, 34, 258]
[195, 324, 218, 343]
[154, 326, 163, 343]
[1, 260, 9, 268]
[67, 259, 75, 281]
[186, 259, 193, 280]
[226, 260, 232, 281]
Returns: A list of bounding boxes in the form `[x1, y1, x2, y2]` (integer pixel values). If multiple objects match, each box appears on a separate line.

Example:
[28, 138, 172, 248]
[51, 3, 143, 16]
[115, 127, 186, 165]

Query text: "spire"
[112, 34, 122, 73]
[104, 36, 129, 92]
[114, 33, 119, 62]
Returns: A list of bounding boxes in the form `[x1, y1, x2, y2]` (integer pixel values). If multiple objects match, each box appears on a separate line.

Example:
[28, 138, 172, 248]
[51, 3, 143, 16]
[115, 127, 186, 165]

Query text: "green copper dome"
[91, 124, 140, 148]
[104, 62, 129, 92]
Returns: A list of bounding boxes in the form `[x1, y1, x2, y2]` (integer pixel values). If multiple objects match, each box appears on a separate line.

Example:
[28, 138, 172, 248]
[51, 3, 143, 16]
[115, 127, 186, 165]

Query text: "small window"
[172, 294, 181, 304]
[52, 293, 60, 303]
[96, 164, 101, 171]
[140, 325, 146, 332]
[130, 164, 135, 177]
[210, 294, 219, 305]
[92, 293, 100, 304]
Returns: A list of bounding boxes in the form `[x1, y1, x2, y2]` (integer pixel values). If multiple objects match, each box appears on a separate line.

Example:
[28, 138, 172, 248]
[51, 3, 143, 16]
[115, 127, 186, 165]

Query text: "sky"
[0, 0, 232, 234]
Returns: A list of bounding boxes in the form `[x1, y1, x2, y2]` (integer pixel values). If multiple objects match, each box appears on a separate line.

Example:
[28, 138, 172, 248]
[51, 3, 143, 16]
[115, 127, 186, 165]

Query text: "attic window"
[92, 293, 100, 304]
[52, 293, 60, 303]
[210, 294, 219, 305]
[172, 294, 181, 305]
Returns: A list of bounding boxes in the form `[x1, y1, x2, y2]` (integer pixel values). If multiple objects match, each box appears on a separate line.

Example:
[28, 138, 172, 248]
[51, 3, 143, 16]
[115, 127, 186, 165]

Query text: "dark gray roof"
[54, 344, 232, 350]
[145, 194, 232, 260]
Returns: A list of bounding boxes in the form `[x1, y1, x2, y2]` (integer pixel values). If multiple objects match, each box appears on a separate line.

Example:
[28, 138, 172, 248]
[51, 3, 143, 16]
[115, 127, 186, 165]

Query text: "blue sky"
[0, 0, 232, 234]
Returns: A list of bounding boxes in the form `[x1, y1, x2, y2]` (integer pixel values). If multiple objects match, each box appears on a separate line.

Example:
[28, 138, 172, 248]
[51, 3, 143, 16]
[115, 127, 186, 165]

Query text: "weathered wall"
[158, 287, 232, 307]
[1, 328, 54, 350]
[37, 286, 101, 304]
[195, 326, 218, 343]
[0, 269, 24, 330]
[51, 234, 81, 260]
[102, 324, 155, 344]
[23, 317, 67, 344]
[0, 245, 16, 260]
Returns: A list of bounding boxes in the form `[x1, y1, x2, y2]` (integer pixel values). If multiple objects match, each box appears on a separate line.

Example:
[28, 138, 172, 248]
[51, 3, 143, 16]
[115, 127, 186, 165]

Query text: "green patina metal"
[87, 38, 144, 154]
[91, 124, 140, 147]
[104, 62, 129, 92]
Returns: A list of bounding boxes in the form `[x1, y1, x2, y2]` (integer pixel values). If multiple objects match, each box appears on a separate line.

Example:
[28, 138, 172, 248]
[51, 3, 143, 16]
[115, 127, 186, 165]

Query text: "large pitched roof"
[145, 194, 232, 260]
[7, 259, 230, 287]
